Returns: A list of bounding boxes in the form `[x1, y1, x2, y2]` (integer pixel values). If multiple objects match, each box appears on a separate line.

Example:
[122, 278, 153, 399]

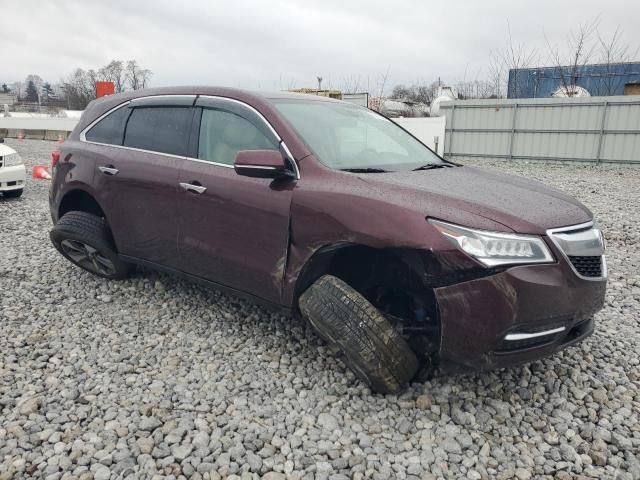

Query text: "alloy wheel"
[60, 239, 116, 276]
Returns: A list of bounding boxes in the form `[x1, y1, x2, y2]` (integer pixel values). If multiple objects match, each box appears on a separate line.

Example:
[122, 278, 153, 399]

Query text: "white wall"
[393, 116, 446, 156]
[0, 116, 79, 132]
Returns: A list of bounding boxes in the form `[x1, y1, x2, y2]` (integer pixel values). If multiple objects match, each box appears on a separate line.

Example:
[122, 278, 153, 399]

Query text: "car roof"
[91, 86, 341, 106]
[74, 86, 347, 137]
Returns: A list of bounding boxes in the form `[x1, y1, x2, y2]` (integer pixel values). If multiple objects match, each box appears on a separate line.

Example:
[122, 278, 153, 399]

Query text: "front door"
[177, 98, 294, 303]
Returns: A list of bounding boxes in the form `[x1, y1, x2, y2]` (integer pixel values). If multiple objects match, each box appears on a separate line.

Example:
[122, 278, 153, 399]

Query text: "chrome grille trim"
[546, 221, 607, 281]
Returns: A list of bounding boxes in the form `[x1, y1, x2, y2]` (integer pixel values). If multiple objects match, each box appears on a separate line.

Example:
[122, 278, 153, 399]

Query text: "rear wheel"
[299, 275, 419, 394]
[3, 189, 23, 198]
[50, 211, 131, 280]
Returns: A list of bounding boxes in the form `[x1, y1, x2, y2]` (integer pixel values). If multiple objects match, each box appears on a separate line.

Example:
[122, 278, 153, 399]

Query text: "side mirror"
[234, 150, 293, 179]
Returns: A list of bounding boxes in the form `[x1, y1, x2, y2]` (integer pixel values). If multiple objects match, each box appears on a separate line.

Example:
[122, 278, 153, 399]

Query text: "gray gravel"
[1, 139, 639, 480]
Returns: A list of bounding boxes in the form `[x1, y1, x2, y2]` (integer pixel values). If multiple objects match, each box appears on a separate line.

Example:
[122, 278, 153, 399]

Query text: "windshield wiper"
[340, 167, 388, 173]
[412, 163, 453, 171]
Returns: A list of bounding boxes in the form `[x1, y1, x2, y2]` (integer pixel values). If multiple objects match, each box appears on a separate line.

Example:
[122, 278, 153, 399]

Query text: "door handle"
[98, 165, 119, 176]
[179, 182, 207, 194]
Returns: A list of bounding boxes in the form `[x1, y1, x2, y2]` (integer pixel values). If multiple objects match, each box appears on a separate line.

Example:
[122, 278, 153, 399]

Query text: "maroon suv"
[49, 87, 607, 393]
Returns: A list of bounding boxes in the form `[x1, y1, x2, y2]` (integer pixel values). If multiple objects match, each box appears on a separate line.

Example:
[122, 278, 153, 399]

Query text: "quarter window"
[124, 107, 192, 156]
[198, 108, 278, 165]
[85, 105, 130, 145]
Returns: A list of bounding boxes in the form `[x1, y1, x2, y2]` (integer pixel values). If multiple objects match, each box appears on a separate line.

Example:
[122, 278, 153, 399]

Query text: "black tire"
[3, 189, 23, 198]
[299, 275, 419, 394]
[50, 211, 131, 280]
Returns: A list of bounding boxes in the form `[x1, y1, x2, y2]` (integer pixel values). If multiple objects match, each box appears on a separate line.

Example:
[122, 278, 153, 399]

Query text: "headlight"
[429, 219, 554, 267]
[3, 153, 24, 167]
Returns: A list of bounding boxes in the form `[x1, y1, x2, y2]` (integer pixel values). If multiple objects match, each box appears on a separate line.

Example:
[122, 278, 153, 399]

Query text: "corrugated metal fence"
[440, 96, 640, 164]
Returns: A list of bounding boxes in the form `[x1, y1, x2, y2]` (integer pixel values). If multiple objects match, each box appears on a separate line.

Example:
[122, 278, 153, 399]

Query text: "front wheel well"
[58, 190, 106, 220]
[294, 244, 441, 359]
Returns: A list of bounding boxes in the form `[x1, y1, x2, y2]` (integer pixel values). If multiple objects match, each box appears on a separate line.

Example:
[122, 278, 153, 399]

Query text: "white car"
[0, 141, 26, 198]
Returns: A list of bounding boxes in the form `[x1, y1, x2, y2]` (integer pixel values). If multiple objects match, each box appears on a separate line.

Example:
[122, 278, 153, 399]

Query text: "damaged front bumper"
[433, 258, 606, 372]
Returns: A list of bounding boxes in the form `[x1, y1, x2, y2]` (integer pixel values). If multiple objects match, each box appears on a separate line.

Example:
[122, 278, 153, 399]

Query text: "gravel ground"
[1, 139, 638, 480]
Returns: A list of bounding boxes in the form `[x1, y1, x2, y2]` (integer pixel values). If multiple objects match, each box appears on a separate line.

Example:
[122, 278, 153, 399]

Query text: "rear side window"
[198, 108, 278, 165]
[124, 107, 192, 156]
[85, 106, 130, 145]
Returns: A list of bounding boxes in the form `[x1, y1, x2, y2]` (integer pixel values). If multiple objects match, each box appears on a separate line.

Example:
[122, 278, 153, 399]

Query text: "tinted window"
[198, 108, 278, 165]
[85, 106, 130, 145]
[124, 107, 192, 156]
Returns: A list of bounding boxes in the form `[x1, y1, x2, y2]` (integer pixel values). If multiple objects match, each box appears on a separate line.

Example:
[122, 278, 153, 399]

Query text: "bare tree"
[341, 75, 363, 94]
[368, 68, 390, 112]
[10, 82, 23, 100]
[25, 74, 44, 92]
[99, 60, 126, 93]
[61, 68, 96, 109]
[545, 18, 599, 97]
[87, 69, 99, 97]
[596, 26, 637, 95]
[498, 21, 539, 98]
[487, 51, 506, 98]
[140, 68, 152, 89]
[455, 79, 496, 100]
[125, 60, 153, 90]
[390, 81, 440, 104]
[390, 84, 411, 100]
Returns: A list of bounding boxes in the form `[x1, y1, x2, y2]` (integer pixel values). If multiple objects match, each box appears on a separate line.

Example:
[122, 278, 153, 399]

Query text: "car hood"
[0, 144, 17, 156]
[358, 166, 592, 234]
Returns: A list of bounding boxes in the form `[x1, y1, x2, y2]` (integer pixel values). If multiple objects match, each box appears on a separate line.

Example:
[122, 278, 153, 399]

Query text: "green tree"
[25, 80, 39, 102]
[1, 84, 9, 93]
[42, 82, 55, 103]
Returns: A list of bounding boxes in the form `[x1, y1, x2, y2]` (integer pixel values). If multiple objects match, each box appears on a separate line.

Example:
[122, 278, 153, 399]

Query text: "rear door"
[91, 95, 196, 268]
[177, 96, 294, 303]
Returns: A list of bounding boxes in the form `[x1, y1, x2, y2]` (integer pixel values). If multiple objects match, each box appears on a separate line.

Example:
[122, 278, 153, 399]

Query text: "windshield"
[271, 99, 444, 171]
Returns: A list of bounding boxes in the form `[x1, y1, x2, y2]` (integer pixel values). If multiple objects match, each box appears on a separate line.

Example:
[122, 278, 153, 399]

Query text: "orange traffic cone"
[57, 134, 65, 143]
[32, 165, 52, 180]
[17, 131, 24, 141]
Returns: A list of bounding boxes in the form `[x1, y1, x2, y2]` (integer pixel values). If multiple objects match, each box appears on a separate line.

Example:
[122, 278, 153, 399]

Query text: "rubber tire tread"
[299, 274, 418, 394]
[50, 211, 131, 280]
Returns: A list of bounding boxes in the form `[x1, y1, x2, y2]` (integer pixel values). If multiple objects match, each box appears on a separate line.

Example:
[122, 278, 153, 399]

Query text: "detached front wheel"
[50, 211, 131, 280]
[299, 275, 418, 394]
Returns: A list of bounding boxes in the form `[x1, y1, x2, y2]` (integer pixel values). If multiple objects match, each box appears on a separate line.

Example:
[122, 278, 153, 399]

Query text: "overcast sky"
[2, 0, 638, 92]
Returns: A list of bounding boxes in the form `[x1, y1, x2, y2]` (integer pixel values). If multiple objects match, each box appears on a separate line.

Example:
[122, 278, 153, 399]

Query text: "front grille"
[568, 255, 602, 277]
[547, 223, 605, 279]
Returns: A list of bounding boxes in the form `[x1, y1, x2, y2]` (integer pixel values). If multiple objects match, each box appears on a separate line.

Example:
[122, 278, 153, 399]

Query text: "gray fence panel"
[441, 96, 640, 164]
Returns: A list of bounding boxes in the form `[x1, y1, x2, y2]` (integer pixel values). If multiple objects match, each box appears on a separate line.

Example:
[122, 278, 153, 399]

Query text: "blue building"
[507, 62, 640, 98]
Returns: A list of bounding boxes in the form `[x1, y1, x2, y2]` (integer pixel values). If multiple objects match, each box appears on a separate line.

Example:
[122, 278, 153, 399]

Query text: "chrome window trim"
[129, 94, 198, 105]
[87, 143, 189, 160]
[79, 94, 198, 152]
[79, 94, 301, 180]
[281, 141, 300, 179]
[546, 221, 607, 281]
[198, 95, 282, 140]
[79, 100, 131, 143]
[504, 326, 566, 341]
[235, 164, 277, 170]
[185, 156, 234, 169]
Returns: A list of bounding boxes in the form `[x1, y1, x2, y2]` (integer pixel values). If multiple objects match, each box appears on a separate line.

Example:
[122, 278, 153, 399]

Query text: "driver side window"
[198, 108, 279, 165]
